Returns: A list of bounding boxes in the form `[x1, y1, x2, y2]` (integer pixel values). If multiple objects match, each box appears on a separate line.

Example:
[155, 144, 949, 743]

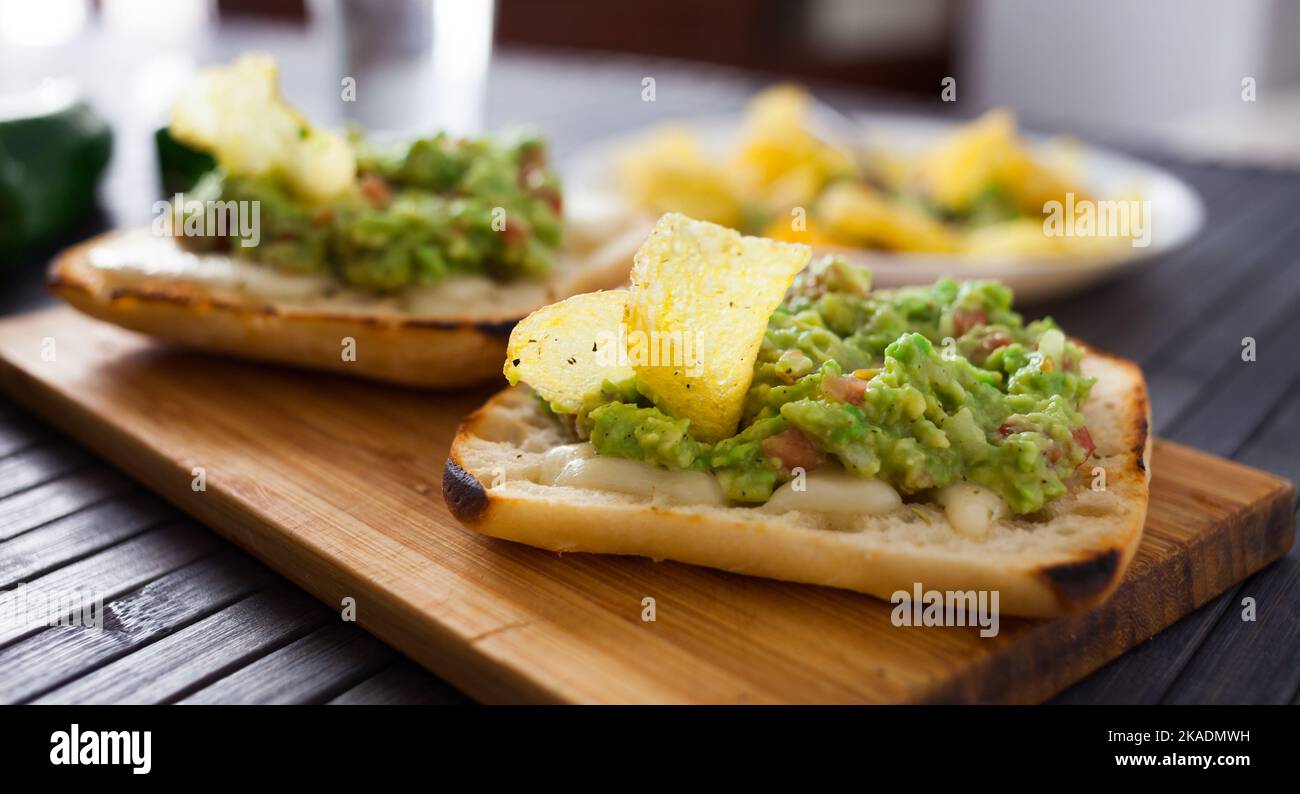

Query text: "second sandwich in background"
[50, 55, 650, 388]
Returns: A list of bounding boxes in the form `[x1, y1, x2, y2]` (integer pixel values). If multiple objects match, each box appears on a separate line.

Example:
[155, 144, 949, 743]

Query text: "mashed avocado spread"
[568, 257, 1097, 514]
[179, 131, 563, 290]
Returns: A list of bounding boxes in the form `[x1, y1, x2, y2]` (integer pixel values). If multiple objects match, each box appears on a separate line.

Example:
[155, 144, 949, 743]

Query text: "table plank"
[34, 583, 331, 704]
[0, 522, 220, 647]
[179, 621, 395, 705]
[1233, 373, 1300, 489]
[0, 403, 50, 457]
[0, 549, 274, 703]
[0, 440, 92, 500]
[329, 659, 469, 705]
[0, 466, 134, 542]
[1143, 251, 1300, 437]
[1161, 306, 1300, 457]
[0, 489, 175, 588]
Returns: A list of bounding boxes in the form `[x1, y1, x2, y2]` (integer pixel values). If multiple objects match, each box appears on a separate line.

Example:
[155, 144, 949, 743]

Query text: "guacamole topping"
[567, 257, 1097, 514]
[177, 131, 564, 290]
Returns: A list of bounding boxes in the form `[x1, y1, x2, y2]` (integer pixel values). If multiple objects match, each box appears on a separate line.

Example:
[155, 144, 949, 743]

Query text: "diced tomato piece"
[359, 173, 392, 207]
[501, 215, 531, 247]
[1073, 426, 1096, 459]
[535, 185, 562, 214]
[953, 308, 989, 336]
[971, 330, 1011, 364]
[761, 429, 827, 472]
[820, 373, 869, 405]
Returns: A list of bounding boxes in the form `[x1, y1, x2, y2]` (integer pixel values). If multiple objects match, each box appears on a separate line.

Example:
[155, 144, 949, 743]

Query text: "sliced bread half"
[444, 345, 1151, 616]
[50, 216, 652, 388]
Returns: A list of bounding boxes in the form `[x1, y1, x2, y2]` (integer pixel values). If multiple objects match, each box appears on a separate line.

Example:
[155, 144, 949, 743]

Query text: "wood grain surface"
[0, 307, 1293, 703]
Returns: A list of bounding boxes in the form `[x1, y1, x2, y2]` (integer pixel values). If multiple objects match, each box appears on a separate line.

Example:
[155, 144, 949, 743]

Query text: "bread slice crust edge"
[48, 226, 645, 389]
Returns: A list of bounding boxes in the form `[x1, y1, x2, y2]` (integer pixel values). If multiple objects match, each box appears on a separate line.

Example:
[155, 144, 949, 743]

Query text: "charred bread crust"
[443, 457, 489, 524]
[1034, 345, 1151, 611]
[404, 318, 517, 337]
[1133, 413, 1150, 473]
[1038, 548, 1122, 611]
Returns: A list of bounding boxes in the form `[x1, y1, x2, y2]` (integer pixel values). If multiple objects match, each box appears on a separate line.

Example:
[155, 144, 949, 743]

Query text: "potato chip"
[916, 109, 1017, 213]
[171, 54, 355, 201]
[816, 182, 960, 253]
[617, 128, 744, 228]
[917, 109, 1087, 216]
[732, 84, 853, 198]
[997, 146, 1088, 214]
[962, 218, 1121, 257]
[626, 213, 811, 442]
[504, 290, 634, 414]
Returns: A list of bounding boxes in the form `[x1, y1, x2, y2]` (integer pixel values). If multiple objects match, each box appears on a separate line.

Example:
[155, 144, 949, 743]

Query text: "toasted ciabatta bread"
[49, 217, 652, 388]
[443, 345, 1151, 617]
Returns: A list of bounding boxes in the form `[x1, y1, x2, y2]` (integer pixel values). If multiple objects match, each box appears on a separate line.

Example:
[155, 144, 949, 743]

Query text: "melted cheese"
[541, 443, 726, 506]
[763, 469, 902, 515]
[935, 483, 1005, 540]
[538, 443, 596, 485]
[89, 230, 339, 301]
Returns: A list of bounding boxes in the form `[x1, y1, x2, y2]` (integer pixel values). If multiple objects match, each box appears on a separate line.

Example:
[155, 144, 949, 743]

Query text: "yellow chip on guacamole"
[504, 290, 633, 414]
[625, 213, 810, 443]
[171, 54, 355, 201]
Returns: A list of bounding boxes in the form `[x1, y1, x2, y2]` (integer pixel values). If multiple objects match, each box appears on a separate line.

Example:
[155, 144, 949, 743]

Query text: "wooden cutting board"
[0, 306, 1294, 703]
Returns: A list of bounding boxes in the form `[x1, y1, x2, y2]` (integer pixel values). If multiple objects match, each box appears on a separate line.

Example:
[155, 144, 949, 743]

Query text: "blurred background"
[6, 0, 1300, 139]
[2, 0, 1299, 305]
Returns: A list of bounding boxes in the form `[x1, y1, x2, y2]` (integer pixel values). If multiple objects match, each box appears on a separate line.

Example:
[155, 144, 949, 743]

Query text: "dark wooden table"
[1, 35, 1297, 704]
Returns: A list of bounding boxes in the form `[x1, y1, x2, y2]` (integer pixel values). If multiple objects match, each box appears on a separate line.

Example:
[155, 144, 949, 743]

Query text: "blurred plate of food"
[564, 85, 1204, 302]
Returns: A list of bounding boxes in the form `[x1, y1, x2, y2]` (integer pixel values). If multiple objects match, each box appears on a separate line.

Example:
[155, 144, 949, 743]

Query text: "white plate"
[563, 111, 1205, 303]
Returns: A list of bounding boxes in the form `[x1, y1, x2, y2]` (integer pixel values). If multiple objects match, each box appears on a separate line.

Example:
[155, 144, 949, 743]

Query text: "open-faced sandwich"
[443, 213, 1151, 616]
[50, 55, 649, 387]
